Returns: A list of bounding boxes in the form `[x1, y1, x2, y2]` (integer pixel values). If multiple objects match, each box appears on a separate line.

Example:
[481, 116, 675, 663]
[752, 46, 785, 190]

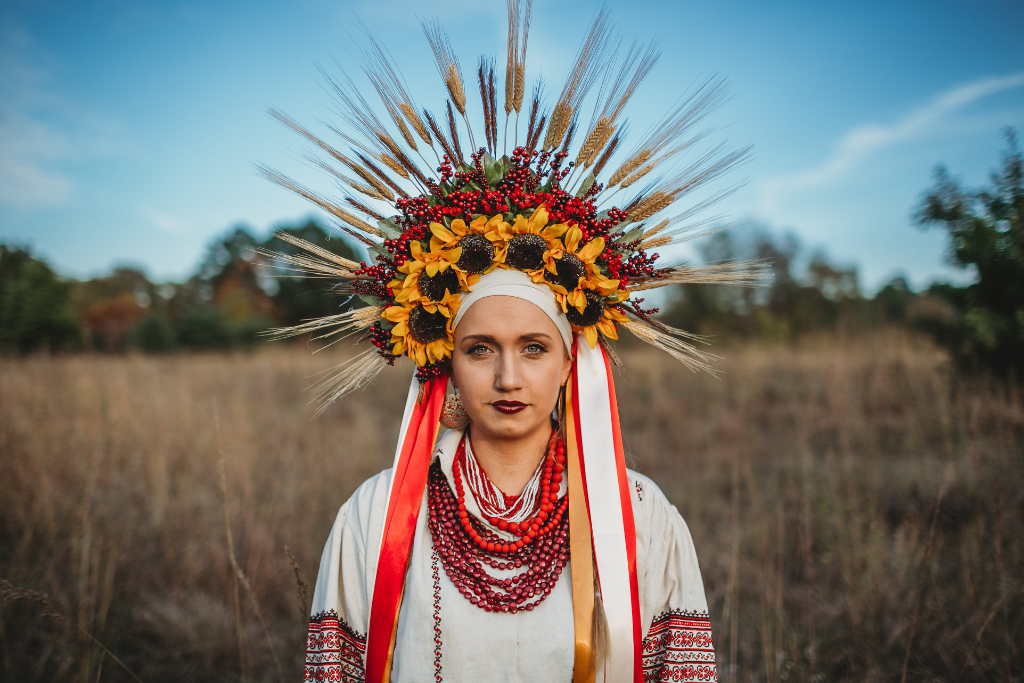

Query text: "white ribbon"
[576, 334, 635, 681]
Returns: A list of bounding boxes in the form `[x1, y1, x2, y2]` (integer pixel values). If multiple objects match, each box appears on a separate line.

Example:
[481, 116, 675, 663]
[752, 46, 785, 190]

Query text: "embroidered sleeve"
[304, 471, 391, 683]
[641, 609, 716, 682]
[632, 472, 718, 682]
[305, 609, 367, 682]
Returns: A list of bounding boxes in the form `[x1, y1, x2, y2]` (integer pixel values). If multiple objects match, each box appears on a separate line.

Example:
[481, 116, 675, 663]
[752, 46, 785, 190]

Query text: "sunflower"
[573, 302, 629, 348]
[382, 292, 460, 366]
[485, 205, 568, 270]
[390, 240, 473, 305]
[429, 217, 499, 274]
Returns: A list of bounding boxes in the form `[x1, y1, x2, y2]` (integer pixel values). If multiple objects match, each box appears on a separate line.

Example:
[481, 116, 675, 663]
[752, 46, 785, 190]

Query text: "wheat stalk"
[260, 307, 383, 343]
[400, 102, 432, 146]
[608, 148, 652, 187]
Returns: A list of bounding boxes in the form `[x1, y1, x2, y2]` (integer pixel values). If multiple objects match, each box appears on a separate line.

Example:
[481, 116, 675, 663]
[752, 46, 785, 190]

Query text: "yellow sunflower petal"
[564, 226, 582, 253]
[392, 339, 406, 355]
[443, 247, 462, 263]
[577, 236, 605, 262]
[597, 317, 619, 340]
[450, 218, 468, 236]
[584, 325, 599, 348]
[391, 321, 408, 336]
[595, 277, 620, 296]
[414, 343, 427, 366]
[541, 223, 569, 239]
[382, 306, 409, 323]
[531, 205, 549, 229]
[606, 306, 629, 322]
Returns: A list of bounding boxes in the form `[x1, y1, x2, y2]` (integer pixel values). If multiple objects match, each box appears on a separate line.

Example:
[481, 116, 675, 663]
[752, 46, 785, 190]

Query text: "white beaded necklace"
[462, 436, 544, 524]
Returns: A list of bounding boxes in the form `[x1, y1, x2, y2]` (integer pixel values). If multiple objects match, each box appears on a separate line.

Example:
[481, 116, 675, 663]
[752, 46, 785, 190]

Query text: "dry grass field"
[1, 330, 1021, 682]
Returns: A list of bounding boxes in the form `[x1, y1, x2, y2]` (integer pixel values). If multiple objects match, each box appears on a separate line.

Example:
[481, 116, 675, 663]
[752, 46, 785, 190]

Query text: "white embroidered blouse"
[304, 428, 717, 682]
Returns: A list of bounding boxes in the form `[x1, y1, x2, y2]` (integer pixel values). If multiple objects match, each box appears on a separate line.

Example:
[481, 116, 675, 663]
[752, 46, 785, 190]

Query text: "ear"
[559, 353, 572, 387]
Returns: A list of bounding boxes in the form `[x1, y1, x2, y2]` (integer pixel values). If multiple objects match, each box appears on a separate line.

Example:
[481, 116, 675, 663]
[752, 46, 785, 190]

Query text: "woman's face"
[451, 296, 572, 442]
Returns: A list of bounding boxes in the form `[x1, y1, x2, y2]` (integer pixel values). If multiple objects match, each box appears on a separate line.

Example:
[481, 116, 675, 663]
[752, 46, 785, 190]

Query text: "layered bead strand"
[426, 432, 570, 613]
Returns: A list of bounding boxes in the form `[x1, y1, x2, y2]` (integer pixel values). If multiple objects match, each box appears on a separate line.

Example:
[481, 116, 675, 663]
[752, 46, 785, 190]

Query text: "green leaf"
[482, 152, 505, 187]
[575, 172, 596, 198]
[376, 219, 402, 239]
[358, 293, 385, 308]
[606, 212, 632, 235]
[617, 227, 644, 245]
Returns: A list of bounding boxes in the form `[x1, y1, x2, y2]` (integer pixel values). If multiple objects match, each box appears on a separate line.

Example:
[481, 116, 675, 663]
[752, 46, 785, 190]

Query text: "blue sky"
[2, 0, 1022, 294]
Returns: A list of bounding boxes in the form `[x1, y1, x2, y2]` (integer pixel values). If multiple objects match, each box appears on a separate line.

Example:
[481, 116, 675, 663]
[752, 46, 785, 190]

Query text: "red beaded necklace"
[456, 430, 567, 546]
[426, 429, 570, 613]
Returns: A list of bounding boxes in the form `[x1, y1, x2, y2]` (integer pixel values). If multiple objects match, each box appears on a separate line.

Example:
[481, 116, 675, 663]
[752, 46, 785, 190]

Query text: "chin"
[472, 410, 544, 440]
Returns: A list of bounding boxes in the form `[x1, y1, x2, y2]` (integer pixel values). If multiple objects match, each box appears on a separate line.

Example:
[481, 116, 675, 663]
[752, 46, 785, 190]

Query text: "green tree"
[263, 220, 364, 327]
[913, 128, 1024, 377]
[0, 246, 81, 354]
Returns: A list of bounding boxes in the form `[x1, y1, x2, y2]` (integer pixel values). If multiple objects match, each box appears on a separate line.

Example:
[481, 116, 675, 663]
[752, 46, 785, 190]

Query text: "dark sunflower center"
[455, 234, 495, 274]
[418, 266, 460, 302]
[504, 233, 547, 271]
[543, 252, 586, 291]
[408, 306, 449, 343]
[564, 290, 606, 328]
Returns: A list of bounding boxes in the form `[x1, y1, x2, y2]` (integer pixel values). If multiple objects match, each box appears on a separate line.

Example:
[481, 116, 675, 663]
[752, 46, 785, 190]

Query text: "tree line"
[0, 220, 361, 354]
[1, 131, 1021, 379]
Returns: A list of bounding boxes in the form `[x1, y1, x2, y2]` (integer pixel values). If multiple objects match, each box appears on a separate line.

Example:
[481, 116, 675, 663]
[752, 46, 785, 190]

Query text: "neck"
[467, 423, 550, 497]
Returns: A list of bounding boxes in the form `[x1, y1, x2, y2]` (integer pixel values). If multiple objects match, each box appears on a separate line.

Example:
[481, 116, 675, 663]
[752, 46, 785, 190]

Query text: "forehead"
[454, 295, 561, 340]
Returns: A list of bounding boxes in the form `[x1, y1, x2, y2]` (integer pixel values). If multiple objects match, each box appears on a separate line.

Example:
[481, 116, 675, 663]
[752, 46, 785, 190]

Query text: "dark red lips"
[491, 400, 527, 415]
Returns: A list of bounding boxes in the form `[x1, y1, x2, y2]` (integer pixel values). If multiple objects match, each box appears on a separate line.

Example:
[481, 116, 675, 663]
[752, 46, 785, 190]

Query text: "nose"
[493, 349, 524, 392]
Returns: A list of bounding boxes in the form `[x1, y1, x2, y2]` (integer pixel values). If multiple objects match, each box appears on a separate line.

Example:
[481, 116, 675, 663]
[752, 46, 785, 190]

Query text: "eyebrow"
[460, 333, 554, 344]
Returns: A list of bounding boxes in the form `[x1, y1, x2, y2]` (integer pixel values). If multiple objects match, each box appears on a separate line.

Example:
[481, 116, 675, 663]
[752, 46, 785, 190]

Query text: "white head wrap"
[452, 268, 574, 353]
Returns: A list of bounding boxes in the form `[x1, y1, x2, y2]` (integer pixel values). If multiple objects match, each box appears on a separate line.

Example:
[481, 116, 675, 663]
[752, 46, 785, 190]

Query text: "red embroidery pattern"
[642, 610, 717, 682]
[304, 610, 366, 682]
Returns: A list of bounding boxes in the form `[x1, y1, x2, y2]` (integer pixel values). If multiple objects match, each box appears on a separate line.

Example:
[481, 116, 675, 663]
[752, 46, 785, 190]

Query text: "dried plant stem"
[216, 408, 285, 683]
[0, 580, 144, 683]
[900, 480, 949, 683]
[285, 545, 310, 619]
[215, 406, 248, 681]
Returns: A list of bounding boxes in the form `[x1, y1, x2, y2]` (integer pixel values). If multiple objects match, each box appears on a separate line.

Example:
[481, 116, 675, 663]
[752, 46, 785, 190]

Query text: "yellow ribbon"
[566, 376, 597, 683]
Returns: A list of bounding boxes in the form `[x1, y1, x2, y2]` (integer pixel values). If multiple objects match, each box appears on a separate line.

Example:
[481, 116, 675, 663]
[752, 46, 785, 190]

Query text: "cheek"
[522, 356, 566, 408]
[451, 355, 491, 404]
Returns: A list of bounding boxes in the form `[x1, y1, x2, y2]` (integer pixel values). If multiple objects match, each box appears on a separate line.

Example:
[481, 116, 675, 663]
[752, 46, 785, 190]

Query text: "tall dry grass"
[0, 330, 1020, 682]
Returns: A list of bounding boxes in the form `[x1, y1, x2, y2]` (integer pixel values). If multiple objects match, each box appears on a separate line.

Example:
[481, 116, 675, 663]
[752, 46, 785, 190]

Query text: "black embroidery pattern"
[641, 609, 717, 682]
[635, 479, 644, 502]
[304, 609, 366, 682]
[432, 548, 443, 682]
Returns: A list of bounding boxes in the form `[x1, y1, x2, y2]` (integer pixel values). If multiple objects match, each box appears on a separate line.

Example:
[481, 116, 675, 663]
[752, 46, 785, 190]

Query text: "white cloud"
[0, 22, 125, 210]
[142, 207, 189, 235]
[757, 71, 1024, 212]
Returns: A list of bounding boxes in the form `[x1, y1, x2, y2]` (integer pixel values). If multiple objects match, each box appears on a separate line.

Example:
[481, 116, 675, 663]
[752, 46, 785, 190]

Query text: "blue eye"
[524, 343, 546, 354]
[469, 344, 490, 355]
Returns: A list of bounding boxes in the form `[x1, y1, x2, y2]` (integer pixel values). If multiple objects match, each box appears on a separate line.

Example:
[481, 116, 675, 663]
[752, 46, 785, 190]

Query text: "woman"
[259, 3, 757, 681]
[300, 269, 717, 682]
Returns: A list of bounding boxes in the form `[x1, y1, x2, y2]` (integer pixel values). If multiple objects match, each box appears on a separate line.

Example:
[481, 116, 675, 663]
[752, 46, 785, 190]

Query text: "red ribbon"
[600, 347, 642, 682]
[365, 375, 448, 683]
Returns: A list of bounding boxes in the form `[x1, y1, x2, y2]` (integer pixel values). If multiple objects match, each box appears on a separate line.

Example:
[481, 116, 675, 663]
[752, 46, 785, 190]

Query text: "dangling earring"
[553, 383, 567, 429]
[440, 390, 470, 429]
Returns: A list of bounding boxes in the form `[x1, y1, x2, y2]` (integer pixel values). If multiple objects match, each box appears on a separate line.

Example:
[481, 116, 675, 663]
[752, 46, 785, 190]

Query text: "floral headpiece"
[257, 3, 767, 410]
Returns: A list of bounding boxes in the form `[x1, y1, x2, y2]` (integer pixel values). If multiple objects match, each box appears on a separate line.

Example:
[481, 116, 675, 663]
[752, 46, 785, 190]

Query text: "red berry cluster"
[367, 322, 397, 364]
[415, 359, 451, 381]
[356, 145, 658, 365]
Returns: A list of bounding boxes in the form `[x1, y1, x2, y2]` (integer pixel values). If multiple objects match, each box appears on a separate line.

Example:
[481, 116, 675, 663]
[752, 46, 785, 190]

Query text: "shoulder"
[626, 469, 675, 514]
[626, 468, 697, 547]
[328, 468, 395, 550]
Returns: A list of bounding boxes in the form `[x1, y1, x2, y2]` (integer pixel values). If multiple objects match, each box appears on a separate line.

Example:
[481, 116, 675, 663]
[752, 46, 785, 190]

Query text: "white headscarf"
[452, 268, 574, 353]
